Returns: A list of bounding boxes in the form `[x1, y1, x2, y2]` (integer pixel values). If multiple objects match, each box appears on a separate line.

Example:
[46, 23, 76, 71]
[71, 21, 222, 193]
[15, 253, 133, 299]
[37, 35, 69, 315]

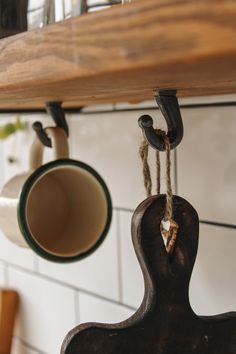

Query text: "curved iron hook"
[138, 90, 183, 151]
[32, 102, 69, 148]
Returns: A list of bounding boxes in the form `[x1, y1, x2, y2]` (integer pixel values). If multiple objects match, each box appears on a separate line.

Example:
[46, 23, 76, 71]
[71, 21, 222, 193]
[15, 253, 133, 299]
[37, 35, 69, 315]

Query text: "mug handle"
[29, 127, 69, 170]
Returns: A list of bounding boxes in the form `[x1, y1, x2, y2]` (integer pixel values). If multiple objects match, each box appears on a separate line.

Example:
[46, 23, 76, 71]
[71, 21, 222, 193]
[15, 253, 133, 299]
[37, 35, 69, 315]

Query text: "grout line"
[13, 336, 47, 354]
[120, 302, 137, 312]
[113, 206, 135, 213]
[199, 220, 236, 230]
[113, 208, 236, 230]
[62, 0, 65, 20]
[4, 262, 136, 312]
[112, 101, 236, 112]
[116, 210, 123, 303]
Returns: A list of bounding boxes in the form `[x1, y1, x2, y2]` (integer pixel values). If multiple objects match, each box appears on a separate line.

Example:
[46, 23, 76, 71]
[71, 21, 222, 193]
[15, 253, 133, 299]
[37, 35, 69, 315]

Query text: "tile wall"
[0, 95, 236, 353]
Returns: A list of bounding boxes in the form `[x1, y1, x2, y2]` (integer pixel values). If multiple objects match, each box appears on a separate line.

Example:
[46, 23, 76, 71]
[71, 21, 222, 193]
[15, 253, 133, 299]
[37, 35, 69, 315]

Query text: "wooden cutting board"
[0, 290, 19, 354]
[62, 195, 236, 354]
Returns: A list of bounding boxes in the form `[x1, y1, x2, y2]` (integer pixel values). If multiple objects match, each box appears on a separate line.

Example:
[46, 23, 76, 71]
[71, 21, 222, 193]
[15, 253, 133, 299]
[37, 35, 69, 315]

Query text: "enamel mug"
[0, 127, 112, 262]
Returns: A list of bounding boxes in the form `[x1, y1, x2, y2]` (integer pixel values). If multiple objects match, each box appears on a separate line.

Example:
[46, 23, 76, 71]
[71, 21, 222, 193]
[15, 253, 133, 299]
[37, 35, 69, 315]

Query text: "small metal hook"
[138, 90, 183, 151]
[32, 102, 69, 148]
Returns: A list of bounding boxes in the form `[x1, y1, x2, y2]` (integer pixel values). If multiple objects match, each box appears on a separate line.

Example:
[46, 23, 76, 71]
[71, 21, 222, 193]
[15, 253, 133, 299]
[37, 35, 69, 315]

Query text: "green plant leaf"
[0, 116, 28, 140]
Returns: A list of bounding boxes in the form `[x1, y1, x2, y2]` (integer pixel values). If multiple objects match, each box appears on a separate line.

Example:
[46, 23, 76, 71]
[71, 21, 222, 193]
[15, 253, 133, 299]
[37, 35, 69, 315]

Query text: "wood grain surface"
[62, 195, 236, 354]
[0, 0, 236, 110]
[0, 290, 19, 354]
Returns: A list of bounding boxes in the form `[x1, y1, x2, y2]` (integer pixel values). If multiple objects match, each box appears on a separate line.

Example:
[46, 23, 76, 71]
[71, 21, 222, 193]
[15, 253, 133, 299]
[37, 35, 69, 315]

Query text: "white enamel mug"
[0, 127, 112, 262]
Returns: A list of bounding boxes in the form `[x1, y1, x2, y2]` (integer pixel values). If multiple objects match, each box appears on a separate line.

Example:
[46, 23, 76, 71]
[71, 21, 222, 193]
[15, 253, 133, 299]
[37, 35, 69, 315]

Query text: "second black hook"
[32, 102, 69, 148]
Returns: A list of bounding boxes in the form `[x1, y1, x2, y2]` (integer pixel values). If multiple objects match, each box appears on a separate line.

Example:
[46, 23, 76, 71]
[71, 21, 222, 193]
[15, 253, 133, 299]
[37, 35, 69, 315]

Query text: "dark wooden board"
[62, 195, 236, 354]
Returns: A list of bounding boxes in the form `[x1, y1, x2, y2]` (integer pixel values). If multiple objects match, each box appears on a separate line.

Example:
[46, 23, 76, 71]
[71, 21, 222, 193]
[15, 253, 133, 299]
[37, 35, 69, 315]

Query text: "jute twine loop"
[139, 129, 172, 214]
[139, 130, 178, 255]
[162, 132, 172, 222]
[139, 138, 152, 198]
[139, 129, 162, 198]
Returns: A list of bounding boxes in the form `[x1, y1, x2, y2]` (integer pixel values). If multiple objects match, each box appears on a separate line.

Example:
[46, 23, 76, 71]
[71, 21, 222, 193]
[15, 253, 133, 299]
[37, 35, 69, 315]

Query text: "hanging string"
[139, 138, 152, 198]
[155, 149, 161, 196]
[139, 129, 170, 201]
[139, 129, 162, 197]
[162, 132, 173, 222]
[139, 130, 178, 256]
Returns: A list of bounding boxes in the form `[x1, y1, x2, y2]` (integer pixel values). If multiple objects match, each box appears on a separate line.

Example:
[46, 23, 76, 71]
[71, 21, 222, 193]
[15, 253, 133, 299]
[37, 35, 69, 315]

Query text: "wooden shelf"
[0, 0, 236, 111]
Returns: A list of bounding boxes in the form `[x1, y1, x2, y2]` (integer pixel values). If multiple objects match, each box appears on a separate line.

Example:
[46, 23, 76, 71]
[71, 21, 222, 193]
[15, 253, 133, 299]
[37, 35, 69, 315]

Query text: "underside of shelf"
[0, 0, 235, 111]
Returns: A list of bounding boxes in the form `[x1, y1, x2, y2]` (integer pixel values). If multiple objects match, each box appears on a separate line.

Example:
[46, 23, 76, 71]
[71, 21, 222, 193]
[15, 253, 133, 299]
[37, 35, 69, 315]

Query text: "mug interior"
[24, 164, 109, 257]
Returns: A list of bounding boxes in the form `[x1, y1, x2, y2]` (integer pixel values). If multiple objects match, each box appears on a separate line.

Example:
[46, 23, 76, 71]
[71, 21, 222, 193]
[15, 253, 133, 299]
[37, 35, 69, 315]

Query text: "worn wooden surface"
[62, 195, 236, 354]
[0, 0, 236, 110]
[0, 290, 19, 354]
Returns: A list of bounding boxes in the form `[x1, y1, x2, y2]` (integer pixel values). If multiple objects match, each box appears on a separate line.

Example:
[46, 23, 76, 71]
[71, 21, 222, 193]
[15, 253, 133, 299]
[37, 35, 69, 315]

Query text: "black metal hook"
[138, 90, 183, 151]
[32, 102, 69, 148]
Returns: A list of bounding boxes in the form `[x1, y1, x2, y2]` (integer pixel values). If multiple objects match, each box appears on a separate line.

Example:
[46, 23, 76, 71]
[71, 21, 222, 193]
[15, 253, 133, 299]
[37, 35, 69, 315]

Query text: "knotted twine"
[139, 130, 179, 255]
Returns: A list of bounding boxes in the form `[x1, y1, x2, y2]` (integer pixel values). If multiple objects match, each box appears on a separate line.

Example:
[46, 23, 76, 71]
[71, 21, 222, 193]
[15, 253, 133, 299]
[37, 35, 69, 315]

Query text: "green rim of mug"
[17, 159, 112, 263]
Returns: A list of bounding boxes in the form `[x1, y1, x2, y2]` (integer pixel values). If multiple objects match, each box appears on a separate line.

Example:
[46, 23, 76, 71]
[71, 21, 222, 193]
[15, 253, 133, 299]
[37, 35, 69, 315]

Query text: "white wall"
[0, 95, 236, 353]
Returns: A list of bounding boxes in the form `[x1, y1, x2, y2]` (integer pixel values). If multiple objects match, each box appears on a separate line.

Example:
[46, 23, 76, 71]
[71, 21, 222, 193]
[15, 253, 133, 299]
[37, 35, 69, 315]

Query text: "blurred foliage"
[0, 116, 28, 140]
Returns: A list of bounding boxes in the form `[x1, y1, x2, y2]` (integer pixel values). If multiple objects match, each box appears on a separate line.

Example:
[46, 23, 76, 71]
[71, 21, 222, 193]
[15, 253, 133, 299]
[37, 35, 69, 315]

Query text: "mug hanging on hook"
[0, 105, 112, 263]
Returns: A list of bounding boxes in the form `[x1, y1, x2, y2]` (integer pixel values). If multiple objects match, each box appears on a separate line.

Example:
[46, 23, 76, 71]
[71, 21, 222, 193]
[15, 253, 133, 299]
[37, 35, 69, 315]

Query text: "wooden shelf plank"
[0, 0, 236, 110]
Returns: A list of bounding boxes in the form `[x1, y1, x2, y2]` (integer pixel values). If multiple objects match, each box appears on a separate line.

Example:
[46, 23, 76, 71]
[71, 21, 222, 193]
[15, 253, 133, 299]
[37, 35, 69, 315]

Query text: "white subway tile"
[28, 0, 45, 10]
[1, 115, 53, 184]
[8, 268, 76, 354]
[78, 292, 134, 324]
[119, 211, 144, 308]
[178, 106, 236, 224]
[70, 111, 175, 210]
[55, 0, 64, 22]
[190, 224, 236, 316]
[38, 212, 119, 301]
[115, 94, 236, 111]
[178, 93, 236, 106]
[0, 232, 35, 271]
[2, 121, 34, 182]
[63, 0, 72, 18]
[11, 338, 41, 354]
[114, 101, 155, 110]
[82, 104, 114, 113]
[0, 260, 6, 286]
